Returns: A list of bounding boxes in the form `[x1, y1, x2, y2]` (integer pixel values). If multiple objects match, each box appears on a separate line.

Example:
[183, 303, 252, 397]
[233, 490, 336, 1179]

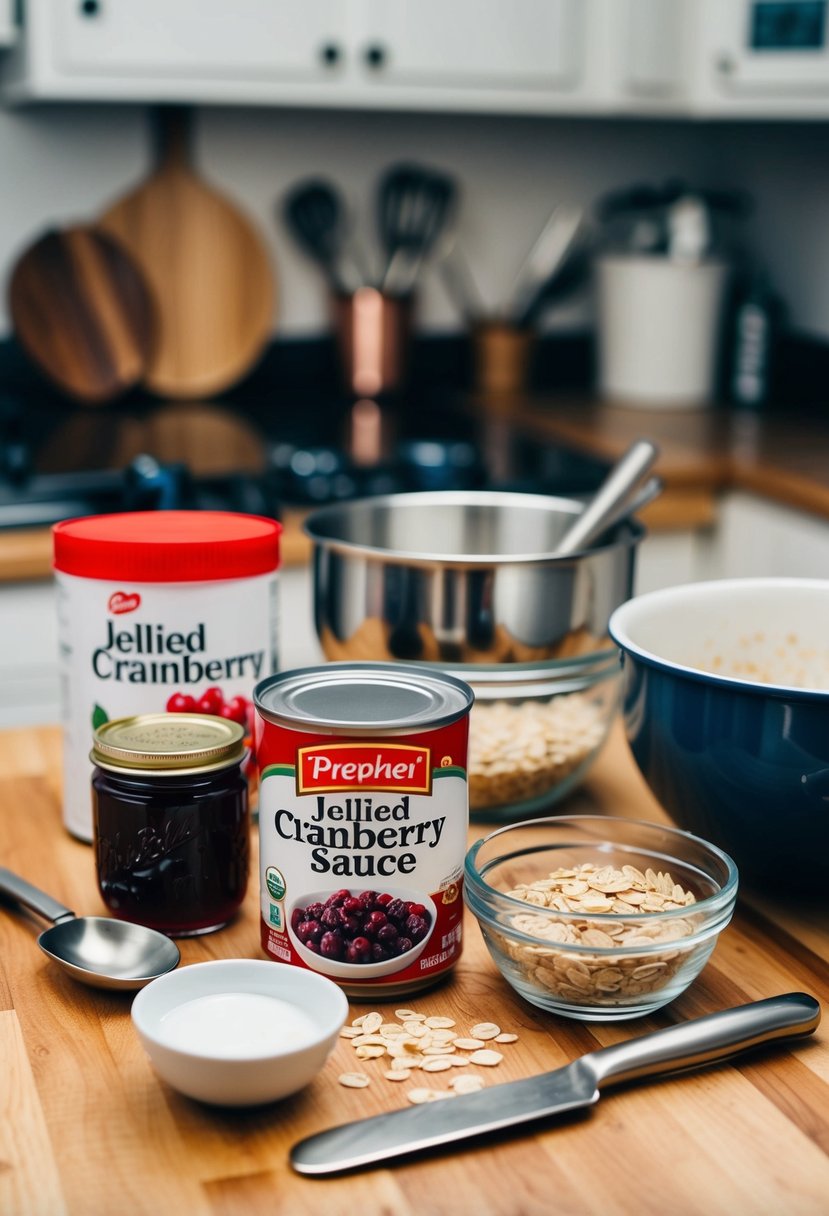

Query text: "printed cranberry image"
[287, 886, 439, 979]
[165, 688, 257, 775]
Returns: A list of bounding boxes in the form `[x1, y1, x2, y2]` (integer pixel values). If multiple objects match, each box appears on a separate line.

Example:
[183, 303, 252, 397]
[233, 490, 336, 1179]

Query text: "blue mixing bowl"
[609, 578, 829, 887]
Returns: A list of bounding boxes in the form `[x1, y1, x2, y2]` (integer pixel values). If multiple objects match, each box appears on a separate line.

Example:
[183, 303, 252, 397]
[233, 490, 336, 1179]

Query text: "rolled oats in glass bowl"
[464, 815, 738, 1020]
[453, 653, 621, 821]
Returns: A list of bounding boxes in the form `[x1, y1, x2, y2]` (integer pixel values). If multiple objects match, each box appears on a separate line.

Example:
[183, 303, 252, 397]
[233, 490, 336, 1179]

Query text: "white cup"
[596, 254, 730, 409]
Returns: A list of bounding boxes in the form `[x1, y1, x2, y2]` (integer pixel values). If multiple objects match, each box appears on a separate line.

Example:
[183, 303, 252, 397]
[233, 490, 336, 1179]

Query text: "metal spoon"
[0, 867, 180, 991]
[554, 439, 660, 556]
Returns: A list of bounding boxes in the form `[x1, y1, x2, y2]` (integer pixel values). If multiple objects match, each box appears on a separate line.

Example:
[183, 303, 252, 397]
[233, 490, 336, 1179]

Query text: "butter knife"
[291, 992, 819, 1176]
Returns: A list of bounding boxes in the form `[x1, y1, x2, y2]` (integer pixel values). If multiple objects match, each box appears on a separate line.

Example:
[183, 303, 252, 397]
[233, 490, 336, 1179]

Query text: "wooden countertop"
[471, 393, 829, 526]
[1, 725, 826, 1216]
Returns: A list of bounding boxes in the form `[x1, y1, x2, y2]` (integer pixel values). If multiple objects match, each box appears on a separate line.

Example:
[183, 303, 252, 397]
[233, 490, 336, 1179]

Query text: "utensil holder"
[595, 255, 730, 408]
[472, 321, 535, 395]
[332, 287, 413, 399]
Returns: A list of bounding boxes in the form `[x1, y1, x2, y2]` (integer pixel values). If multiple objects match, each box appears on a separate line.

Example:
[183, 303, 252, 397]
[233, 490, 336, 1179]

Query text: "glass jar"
[91, 713, 249, 936]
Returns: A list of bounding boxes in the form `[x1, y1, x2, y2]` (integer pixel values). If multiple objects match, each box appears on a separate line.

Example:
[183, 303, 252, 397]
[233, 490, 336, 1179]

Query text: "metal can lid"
[254, 662, 474, 736]
[91, 713, 246, 773]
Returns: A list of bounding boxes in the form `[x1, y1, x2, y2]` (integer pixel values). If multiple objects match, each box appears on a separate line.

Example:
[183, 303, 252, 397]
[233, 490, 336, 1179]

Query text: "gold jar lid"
[91, 713, 246, 775]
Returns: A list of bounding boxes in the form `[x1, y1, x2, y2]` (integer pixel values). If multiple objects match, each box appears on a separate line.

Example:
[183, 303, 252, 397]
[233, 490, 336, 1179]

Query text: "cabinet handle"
[364, 44, 388, 70]
[319, 43, 343, 68]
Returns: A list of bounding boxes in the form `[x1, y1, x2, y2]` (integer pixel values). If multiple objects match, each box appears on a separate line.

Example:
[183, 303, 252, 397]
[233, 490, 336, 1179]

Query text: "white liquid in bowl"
[157, 992, 320, 1057]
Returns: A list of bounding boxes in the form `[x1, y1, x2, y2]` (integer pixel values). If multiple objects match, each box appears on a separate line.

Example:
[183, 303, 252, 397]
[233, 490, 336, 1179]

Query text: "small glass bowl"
[464, 815, 738, 1021]
[454, 652, 621, 821]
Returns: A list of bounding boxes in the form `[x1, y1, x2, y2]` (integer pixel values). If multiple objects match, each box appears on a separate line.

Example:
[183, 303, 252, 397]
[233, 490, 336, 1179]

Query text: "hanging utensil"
[0, 867, 180, 991]
[377, 163, 456, 297]
[282, 178, 366, 295]
[433, 226, 486, 325]
[503, 203, 584, 327]
[291, 992, 820, 1175]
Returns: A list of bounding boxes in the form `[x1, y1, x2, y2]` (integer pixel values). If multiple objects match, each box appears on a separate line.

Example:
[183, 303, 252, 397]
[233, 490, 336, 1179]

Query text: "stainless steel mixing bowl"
[304, 490, 643, 665]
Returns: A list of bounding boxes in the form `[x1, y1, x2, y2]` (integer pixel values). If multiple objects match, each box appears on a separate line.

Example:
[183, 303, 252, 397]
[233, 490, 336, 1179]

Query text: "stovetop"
[0, 334, 610, 530]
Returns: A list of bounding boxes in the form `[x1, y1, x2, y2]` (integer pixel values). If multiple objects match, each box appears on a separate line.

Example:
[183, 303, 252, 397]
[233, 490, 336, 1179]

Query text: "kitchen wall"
[0, 103, 826, 339]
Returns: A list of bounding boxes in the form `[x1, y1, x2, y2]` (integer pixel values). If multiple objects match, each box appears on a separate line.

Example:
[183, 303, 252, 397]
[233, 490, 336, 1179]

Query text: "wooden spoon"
[8, 225, 155, 405]
[98, 107, 275, 399]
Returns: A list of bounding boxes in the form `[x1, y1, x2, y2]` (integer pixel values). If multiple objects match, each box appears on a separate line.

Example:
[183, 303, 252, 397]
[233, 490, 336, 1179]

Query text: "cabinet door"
[53, 0, 348, 81]
[715, 492, 829, 578]
[358, 0, 583, 90]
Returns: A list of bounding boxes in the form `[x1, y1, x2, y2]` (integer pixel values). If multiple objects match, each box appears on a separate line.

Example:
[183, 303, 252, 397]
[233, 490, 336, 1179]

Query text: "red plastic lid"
[53, 511, 281, 583]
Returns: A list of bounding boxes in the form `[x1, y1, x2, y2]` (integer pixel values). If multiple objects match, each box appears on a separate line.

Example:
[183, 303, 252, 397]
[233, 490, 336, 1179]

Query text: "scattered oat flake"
[338, 1072, 370, 1088]
[361, 1012, 383, 1034]
[494, 1033, 518, 1044]
[470, 1023, 501, 1040]
[424, 1016, 456, 1029]
[407, 1088, 445, 1104]
[422, 1057, 454, 1073]
[451, 1075, 486, 1094]
[384, 1069, 411, 1081]
[453, 1037, 486, 1051]
[355, 1045, 386, 1060]
[392, 1055, 420, 1071]
[469, 1050, 504, 1067]
[339, 1026, 362, 1038]
[395, 1009, 422, 1020]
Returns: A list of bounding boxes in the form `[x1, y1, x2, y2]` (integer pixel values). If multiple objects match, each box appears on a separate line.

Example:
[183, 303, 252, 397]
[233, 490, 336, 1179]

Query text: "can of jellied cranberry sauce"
[254, 663, 473, 997]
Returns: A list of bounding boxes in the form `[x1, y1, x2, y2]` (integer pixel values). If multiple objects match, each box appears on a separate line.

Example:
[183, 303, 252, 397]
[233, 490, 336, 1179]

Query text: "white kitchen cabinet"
[357, 0, 582, 93]
[5, 0, 829, 118]
[1, 0, 588, 111]
[634, 488, 829, 596]
[1, 0, 352, 103]
[0, 580, 60, 727]
[634, 527, 717, 595]
[53, 0, 349, 84]
[711, 490, 829, 578]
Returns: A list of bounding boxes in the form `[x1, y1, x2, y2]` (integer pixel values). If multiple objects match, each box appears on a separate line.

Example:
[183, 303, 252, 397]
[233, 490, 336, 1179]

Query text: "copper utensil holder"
[332, 287, 413, 399]
[472, 321, 535, 395]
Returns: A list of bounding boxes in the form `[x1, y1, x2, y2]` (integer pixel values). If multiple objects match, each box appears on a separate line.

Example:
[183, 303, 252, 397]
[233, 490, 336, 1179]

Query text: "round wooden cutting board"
[98, 107, 275, 400]
[8, 225, 155, 405]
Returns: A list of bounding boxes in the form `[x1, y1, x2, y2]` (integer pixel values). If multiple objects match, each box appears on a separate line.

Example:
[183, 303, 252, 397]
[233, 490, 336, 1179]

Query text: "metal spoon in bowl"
[554, 439, 660, 556]
[0, 867, 180, 991]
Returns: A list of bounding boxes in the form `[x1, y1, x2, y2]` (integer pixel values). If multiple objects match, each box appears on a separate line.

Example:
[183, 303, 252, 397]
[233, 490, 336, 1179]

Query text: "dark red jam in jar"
[91, 713, 249, 936]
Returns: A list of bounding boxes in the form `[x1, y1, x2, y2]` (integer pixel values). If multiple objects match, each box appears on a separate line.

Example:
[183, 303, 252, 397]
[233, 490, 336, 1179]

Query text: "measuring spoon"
[0, 866, 180, 991]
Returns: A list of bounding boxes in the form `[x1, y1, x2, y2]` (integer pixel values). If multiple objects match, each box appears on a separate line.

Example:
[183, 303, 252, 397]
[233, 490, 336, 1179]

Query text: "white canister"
[52, 511, 281, 841]
[595, 255, 730, 408]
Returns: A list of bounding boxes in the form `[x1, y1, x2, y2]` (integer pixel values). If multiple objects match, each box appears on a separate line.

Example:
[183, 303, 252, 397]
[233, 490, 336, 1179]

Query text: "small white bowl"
[287, 886, 438, 980]
[131, 959, 348, 1106]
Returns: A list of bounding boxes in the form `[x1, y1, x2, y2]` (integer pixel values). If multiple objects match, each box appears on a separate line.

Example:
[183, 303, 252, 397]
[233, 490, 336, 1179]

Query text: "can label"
[57, 571, 279, 840]
[257, 716, 468, 993]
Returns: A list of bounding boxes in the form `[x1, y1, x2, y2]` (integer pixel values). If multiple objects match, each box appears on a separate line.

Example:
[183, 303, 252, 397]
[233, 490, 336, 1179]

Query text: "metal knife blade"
[290, 993, 820, 1176]
[293, 1060, 597, 1176]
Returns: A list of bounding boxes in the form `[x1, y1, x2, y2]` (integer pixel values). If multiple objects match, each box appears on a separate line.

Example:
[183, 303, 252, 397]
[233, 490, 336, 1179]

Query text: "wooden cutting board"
[8, 226, 155, 404]
[98, 107, 275, 400]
